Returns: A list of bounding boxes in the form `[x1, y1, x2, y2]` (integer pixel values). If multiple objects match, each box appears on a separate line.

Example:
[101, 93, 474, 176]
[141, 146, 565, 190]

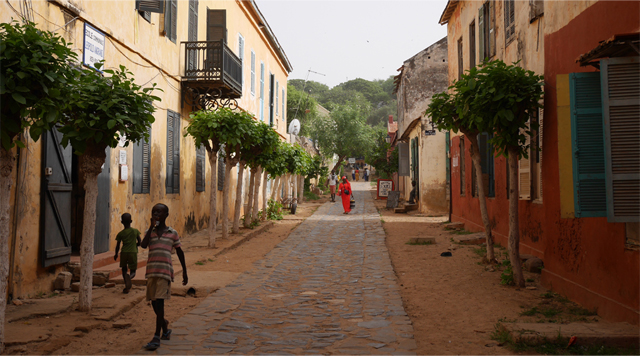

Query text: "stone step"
[94, 258, 148, 280]
[405, 203, 419, 211]
[504, 322, 639, 348]
[394, 207, 407, 214]
[443, 222, 464, 231]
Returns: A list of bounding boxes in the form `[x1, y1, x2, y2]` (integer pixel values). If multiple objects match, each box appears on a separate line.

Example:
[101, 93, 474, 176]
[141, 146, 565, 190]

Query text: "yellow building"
[2, 0, 291, 298]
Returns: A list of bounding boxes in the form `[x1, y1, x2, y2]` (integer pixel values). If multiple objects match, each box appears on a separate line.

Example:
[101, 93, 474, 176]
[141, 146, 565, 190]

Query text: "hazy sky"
[257, 0, 449, 88]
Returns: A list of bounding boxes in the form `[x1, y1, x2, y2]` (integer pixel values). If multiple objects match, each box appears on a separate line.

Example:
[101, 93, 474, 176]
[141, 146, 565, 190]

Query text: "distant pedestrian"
[355, 169, 360, 182]
[338, 176, 352, 214]
[364, 168, 369, 182]
[328, 172, 338, 202]
[113, 213, 141, 294]
[352, 170, 356, 180]
[140, 203, 189, 351]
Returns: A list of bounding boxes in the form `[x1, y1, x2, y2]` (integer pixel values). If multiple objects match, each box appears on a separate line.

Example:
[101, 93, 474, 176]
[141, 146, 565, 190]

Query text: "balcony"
[182, 40, 242, 109]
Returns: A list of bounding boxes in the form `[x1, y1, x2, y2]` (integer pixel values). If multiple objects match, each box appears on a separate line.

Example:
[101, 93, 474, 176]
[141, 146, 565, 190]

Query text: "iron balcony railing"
[183, 40, 242, 96]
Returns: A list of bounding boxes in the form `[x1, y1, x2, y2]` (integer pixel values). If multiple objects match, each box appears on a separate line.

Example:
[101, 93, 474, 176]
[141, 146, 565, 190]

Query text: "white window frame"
[250, 50, 256, 97]
[275, 80, 279, 116]
[238, 33, 244, 87]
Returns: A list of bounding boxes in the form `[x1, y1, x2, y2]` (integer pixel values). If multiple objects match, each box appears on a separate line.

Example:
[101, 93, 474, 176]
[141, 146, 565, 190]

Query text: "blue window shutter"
[570, 72, 606, 217]
[601, 57, 640, 222]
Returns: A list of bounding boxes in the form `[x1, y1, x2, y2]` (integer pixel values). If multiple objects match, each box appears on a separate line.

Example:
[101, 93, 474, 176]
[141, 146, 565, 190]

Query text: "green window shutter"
[570, 72, 606, 217]
[166, 111, 174, 194]
[601, 57, 640, 222]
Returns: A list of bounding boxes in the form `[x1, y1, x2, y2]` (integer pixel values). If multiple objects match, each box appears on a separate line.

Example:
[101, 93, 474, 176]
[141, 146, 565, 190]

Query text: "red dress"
[338, 181, 352, 213]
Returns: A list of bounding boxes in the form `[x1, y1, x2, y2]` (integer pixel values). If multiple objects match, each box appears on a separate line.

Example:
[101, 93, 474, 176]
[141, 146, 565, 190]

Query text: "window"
[269, 73, 275, 126]
[529, 106, 544, 201]
[238, 34, 244, 84]
[195, 146, 205, 192]
[133, 128, 151, 194]
[504, 0, 515, 46]
[260, 62, 265, 122]
[479, 1, 496, 61]
[166, 110, 181, 194]
[282, 87, 285, 123]
[188, 0, 198, 41]
[136, 0, 163, 21]
[479, 132, 495, 197]
[250, 50, 255, 96]
[529, 0, 544, 22]
[457, 37, 463, 80]
[469, 21, 476, 68]
[460, 136, 466, 196]
[163, 0, 177, 43]
[276, 81, 279, 116]
[139, 11, 151, 22]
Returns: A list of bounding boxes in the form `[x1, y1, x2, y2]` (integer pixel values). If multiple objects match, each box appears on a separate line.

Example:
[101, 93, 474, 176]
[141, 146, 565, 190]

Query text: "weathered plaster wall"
[445, 0, 639, 324]
[2, 0, 288, 297]
[396, 38, 449, 214]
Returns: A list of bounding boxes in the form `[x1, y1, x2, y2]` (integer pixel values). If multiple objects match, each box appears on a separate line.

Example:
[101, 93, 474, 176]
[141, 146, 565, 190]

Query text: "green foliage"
[426, 60, 544, 159]
[264, 199, 284, 220]
[288, 79, 329, 98]
[303, 191, 320, 200]
[500, 259, 515, 286]
[0, 21, 78, 150]
[366, 126, 397, 178]
[309, 97, 374, 165]
[58, 63, 160, 154]
[286, 83, 319, 135]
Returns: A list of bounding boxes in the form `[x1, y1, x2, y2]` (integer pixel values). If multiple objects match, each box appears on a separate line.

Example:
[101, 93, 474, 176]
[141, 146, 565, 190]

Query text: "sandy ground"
[4, 201, 324, 355]
[370, 188, 603, 355]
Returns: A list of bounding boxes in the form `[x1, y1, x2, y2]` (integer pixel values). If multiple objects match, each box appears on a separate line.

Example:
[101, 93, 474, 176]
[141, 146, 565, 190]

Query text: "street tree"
[366, 126, 398, 179]
[0, 20, 78, 353]
[286, 83, 319, 135]
[59, 63, 160, 311]
[426, 60, 543, 286]
[185, 110, 226, 247]
[310, 96, 374, 175]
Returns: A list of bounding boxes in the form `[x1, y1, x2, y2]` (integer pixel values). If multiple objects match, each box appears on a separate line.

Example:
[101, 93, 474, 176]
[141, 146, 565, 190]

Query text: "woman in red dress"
[337, 176, 352, 214]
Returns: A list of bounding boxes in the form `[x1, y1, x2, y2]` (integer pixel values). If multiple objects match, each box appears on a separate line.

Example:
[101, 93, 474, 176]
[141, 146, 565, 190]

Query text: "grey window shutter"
[136, 0, 164, 13]
[169, 0, 177, 43]
[133, 138, 143, 194]
[478, 5, 485, 61]
[196, 146, 205, 192]
[398, 142, 410, 176]
[570, 72, 606, 217]
[188, 0, 198, 41]
[142, 129, 151, 194]
[489, 1, 496, 56]
[166, 111, 174, 194]
[601, 57, 640, 222]
[173, 112, 181, 194]
[207, 9, 226, 43]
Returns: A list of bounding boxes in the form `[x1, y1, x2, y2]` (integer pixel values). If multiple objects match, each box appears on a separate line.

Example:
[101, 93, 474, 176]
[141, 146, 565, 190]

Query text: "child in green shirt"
[114, 213, 141, 294]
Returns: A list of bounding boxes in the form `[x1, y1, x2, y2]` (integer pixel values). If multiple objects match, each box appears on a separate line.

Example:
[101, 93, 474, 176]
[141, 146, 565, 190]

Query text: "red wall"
[451, 1, 639, 324]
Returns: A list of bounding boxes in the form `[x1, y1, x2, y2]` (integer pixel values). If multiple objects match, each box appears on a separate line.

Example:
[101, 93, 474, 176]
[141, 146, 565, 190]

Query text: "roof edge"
[242, 0, 293, 73]
[439, 0, 459, 25]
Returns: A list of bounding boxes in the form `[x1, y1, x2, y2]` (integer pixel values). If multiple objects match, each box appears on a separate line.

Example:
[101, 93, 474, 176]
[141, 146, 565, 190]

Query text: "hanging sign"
[83, 23, 105, 70]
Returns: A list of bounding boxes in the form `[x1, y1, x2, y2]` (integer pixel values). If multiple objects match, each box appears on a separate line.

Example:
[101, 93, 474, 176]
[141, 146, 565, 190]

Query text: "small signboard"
[83, 23, 105, 70]
[424, 129, 436, 136]
[348, 158, 356, 164]
[386, 191, 400, 209]
[377, 179, 394, 199]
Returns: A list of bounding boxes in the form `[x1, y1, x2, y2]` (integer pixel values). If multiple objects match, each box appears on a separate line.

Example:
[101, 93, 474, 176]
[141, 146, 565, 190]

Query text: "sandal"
[144, 336, 161, 350]
[161, 329, 172, 340]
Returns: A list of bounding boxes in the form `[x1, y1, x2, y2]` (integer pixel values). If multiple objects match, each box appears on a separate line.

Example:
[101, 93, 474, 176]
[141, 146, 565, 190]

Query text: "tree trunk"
[261, 172, 268, 221]
[0, 148, 15, 354]
[78, 145, 107, 312]
[221, 158, 234, 240]
[252, 166, 262, 223]
[244, 167, 257, 228]
[508, 147, 525, 287]
[292, 173, 298, 201]
[298, 175, 304, 203]
[232, 161, 245, 233]
[207, 151, 218, 248]
[327, 156, 345, 185]
[270, 175, 280, 201]
[467, 134, 496, 262]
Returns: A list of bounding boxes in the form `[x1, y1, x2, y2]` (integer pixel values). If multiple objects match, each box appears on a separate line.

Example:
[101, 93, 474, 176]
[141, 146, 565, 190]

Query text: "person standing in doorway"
[140, 203, 188, 351]
[328, 171, 338, 202]
[337, 176, 352, 214]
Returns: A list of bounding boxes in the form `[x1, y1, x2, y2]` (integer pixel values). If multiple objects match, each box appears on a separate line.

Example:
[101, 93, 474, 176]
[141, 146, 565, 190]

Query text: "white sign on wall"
[83, 23, 105, 70]
[453, 157, 459, 167]
[119, 150, 127, 165]
[348, 158, 356, 164]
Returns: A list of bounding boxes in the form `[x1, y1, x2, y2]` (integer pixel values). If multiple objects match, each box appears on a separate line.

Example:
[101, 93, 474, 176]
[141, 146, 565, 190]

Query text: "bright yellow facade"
[2, 0, 291, 298]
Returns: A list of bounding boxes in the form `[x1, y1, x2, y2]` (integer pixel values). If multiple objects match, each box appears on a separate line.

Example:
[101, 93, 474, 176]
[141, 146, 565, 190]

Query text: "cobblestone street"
[152, 182, 417, 355]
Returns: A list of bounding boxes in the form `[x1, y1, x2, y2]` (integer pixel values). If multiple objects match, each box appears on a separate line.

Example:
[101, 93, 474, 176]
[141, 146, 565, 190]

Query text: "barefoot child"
[140, 203, 188, 351]
[114, 213, 141, 294]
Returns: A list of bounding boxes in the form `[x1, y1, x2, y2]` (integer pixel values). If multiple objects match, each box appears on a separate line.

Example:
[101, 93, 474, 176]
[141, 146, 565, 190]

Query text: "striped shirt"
[145, 226, 182, 281]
